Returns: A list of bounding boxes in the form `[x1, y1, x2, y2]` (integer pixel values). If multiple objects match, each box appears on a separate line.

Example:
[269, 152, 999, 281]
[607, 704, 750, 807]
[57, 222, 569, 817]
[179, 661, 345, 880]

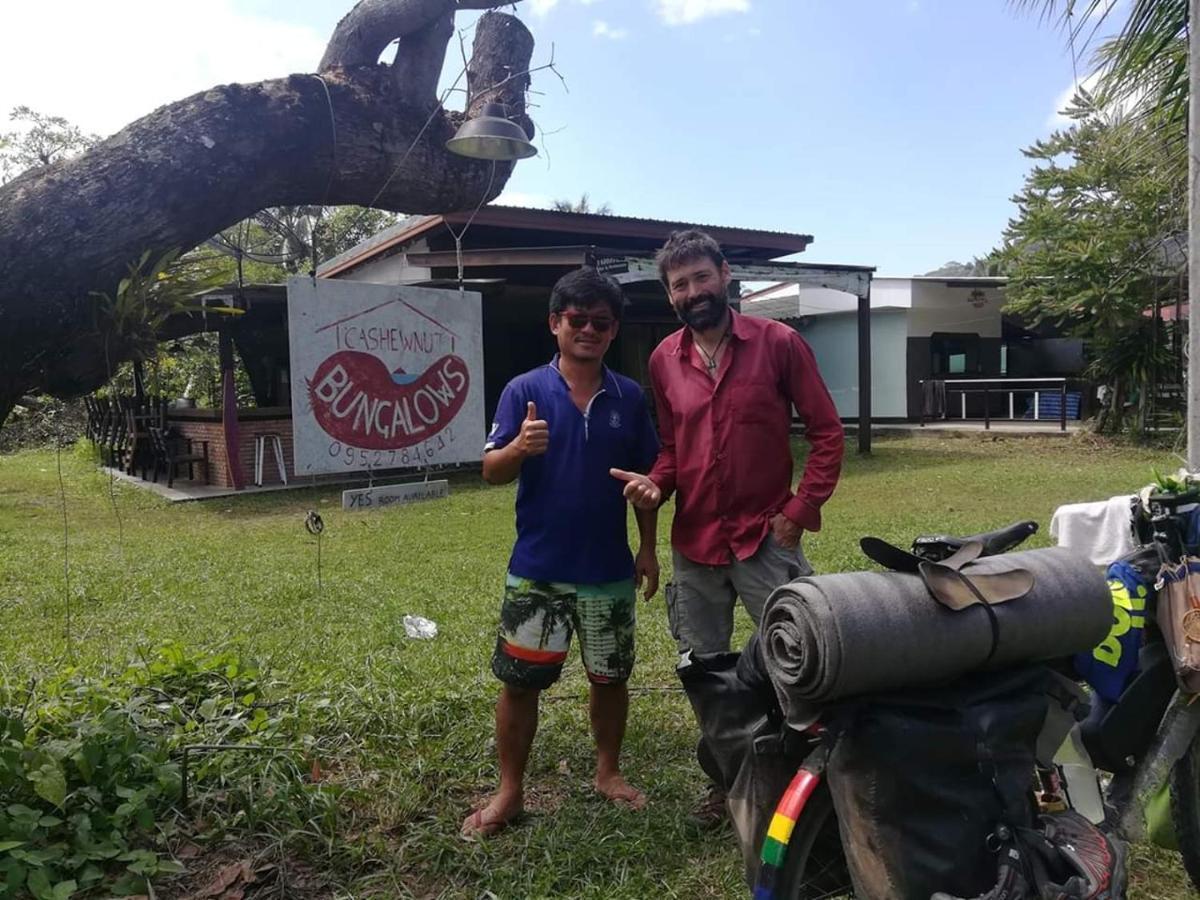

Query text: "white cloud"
[493, 189, 553, 209]
[1086, 0, 1121, 20]
[0, 1, 326, 140]
[1046, 71, 1102, 128]
[907, 0, 920, 13]
[654, 0, 750, 27]
[528, 0, 600, 14]
[593, 20, 629, 39]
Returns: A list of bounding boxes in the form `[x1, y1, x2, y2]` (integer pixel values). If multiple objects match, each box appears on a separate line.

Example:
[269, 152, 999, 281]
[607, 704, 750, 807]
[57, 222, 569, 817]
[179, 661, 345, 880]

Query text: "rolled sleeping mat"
[760, 547, 1110, 718]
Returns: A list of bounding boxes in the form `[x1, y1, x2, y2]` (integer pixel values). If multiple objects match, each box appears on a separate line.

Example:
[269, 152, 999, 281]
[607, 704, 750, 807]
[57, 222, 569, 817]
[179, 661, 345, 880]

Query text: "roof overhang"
[597, 255, 875, 300]
[318, 206, 815, 279]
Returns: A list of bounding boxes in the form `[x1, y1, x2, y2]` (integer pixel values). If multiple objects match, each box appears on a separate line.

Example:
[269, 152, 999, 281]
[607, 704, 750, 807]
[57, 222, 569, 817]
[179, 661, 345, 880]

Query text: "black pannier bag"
[677, 634, 804, 885]
[823, 666, 1049, 900]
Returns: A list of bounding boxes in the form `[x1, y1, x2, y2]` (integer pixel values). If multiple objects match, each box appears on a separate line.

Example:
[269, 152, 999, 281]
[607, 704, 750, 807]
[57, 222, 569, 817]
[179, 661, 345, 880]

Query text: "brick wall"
[235, 419, 295, 487]
[171, 417, 294, 489]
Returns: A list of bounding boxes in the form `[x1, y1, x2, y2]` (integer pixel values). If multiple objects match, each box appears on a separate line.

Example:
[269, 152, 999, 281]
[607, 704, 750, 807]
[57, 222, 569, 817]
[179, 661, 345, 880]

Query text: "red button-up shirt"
[647, 311, 844, 565]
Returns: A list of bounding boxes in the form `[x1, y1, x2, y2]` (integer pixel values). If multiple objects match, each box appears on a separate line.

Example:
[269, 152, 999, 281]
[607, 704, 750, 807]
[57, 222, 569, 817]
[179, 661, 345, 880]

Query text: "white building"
[742, 277, 1083, 421]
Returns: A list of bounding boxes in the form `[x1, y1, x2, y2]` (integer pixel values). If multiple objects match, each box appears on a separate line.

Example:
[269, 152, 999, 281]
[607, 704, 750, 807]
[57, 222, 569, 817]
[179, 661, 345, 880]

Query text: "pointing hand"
[610, 468, 661, 510]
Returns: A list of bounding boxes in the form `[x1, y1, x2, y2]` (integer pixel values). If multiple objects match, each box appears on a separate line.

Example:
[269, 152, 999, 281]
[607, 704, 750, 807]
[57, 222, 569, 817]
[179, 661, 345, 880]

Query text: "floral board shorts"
[491, 573, 637, 690]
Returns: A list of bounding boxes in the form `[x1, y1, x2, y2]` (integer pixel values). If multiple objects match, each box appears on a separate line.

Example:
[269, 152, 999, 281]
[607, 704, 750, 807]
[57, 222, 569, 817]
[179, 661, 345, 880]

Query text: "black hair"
[655, 229, 726, 286]
[549, 267, 625, 321]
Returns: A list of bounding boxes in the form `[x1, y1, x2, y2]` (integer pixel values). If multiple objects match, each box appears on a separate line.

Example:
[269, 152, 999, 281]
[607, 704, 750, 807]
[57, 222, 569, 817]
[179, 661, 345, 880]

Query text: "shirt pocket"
[730, 380, 781, 425]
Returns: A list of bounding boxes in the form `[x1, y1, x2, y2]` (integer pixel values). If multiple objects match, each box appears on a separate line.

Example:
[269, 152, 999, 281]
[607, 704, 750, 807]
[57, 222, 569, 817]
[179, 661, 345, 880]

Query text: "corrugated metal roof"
[317, 205, 814, 278]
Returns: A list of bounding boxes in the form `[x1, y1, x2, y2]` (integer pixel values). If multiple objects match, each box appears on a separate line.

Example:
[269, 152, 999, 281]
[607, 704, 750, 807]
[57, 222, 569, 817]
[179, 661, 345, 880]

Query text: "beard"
[674, 289, 729, 331]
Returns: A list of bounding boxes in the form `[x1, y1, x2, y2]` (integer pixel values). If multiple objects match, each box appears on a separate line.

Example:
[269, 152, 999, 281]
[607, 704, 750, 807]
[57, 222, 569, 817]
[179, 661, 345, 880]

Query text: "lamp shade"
[445, 103, 537, 161]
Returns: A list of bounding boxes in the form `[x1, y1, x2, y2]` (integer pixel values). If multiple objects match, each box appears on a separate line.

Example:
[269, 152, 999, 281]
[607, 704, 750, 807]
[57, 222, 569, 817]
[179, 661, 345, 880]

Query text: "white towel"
[1049, 495, 1136, 567]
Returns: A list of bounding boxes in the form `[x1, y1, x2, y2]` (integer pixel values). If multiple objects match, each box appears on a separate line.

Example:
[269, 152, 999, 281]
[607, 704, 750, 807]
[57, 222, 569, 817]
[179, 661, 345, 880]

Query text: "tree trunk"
[0, 1, 533, 424]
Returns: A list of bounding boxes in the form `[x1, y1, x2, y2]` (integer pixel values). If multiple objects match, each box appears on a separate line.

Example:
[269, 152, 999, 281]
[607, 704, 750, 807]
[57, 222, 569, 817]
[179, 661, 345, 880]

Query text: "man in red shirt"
[612, 229, 844, 821]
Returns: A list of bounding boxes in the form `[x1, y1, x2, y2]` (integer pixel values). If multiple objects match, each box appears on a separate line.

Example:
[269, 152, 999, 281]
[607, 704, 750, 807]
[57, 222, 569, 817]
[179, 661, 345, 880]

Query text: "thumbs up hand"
[610, 468, 662, 510]
[516, 400, 549, 457]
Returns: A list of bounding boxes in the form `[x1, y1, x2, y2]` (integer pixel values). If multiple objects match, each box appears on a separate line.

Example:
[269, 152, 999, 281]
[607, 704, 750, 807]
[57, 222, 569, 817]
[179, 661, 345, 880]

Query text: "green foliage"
[91, 249, 236, 364]
[551, 194, 612, 215]
[313, 206, 401, 265]
[998, 96, 1183, 433]
[0, 106, 98, 184]
[199, 206, 401, 282]
[0, 645, 332, 898]
[2, 437, 1197, 896]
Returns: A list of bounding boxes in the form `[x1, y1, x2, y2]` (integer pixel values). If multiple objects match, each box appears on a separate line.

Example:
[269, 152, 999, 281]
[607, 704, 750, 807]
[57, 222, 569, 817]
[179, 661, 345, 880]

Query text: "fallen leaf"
[190, 859, 257, 899]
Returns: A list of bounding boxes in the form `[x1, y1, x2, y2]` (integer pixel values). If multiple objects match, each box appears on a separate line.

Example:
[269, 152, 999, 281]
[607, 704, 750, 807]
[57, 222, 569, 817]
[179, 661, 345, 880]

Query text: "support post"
[857, 285, 872, 454]
[1189, 0, 1200, 467]
[219, 325, 245, 490]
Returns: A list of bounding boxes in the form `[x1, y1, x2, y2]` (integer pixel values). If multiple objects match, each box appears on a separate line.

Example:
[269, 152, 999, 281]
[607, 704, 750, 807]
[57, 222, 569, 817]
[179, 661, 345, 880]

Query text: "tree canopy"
[998, 93, 1184, 430]
[0, 0, 536, 425]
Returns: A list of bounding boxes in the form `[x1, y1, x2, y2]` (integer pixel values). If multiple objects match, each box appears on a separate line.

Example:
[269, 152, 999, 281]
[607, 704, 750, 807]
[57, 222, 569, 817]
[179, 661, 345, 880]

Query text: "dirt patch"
[0, 397, 86, 453]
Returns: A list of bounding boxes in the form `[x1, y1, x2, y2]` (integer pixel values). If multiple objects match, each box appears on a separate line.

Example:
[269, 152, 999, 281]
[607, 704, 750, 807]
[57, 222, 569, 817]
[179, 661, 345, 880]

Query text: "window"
[931, 333, 980, 376]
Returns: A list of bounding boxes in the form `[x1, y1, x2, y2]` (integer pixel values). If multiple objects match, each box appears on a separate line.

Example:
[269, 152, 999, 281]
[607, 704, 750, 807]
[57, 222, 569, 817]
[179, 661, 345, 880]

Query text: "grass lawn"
[0, 433, 1195, 898]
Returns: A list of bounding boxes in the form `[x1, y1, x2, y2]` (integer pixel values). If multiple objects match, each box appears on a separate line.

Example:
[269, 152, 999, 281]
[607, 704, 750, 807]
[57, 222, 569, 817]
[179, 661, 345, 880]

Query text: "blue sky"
[2, 0, 1100, 275]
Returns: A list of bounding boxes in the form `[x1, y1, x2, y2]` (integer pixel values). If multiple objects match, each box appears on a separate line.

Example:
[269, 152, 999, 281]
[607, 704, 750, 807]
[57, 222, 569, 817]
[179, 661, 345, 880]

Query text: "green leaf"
[7, 805, 40, 824]
[2, 861, 27, 892]
[27, 867, 52, 899]
[30, 761, 67, 809]
[0, 841, 25, 852]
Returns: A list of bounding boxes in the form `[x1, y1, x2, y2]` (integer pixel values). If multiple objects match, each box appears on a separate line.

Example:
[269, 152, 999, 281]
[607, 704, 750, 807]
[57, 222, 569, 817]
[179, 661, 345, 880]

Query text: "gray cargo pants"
[666, 533, 813, 655]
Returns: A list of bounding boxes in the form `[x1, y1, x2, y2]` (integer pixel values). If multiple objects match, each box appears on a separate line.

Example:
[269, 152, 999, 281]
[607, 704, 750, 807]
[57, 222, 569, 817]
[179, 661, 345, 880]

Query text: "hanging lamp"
[446, 103, 537, 161]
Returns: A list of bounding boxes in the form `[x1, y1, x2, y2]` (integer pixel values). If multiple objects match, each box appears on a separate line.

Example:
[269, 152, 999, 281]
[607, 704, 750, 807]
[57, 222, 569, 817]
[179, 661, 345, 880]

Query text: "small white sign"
[342, 479, 450, 511]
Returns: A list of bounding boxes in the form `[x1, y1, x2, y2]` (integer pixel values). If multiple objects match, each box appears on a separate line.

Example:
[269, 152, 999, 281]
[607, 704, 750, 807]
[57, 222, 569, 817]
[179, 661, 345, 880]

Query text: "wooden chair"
[102, 405, 129, 471]
[150, 426, 209, 487]
[83, 395, 100, 443]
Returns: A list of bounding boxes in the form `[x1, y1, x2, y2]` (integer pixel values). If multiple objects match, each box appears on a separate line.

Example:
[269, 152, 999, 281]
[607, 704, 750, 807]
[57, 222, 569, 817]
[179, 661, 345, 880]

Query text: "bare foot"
[460, 793, 524, 840]
[594, 772, 647, 810]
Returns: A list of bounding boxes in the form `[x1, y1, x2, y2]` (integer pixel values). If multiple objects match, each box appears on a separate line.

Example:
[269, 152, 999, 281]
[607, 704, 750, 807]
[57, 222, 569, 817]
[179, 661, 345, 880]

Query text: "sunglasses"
[559, 313, 615, 333]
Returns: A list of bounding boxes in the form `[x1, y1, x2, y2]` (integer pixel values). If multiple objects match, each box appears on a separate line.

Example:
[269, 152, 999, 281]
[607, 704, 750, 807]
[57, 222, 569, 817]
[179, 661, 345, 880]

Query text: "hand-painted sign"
[288, 277, 484, 475]
[342, 479, 450, 511]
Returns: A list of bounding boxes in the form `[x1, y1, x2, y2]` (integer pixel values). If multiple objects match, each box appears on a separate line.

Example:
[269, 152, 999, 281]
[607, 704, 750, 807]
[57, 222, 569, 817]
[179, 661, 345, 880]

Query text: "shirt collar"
[548, 354, 623, 398]
[676, 308, 745, 357]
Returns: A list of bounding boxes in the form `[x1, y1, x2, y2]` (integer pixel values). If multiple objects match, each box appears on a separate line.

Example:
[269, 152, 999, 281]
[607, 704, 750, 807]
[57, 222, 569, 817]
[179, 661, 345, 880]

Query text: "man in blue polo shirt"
[461, 267, 660, 838]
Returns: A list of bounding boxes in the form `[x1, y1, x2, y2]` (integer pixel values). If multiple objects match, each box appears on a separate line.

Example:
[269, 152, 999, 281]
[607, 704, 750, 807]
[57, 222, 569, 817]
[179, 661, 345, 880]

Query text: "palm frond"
[1015, 0, 1188, 126]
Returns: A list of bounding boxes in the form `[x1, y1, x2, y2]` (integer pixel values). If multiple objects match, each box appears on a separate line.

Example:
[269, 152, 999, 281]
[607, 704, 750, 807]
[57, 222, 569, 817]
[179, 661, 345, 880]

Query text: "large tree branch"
[320, 0, 520, 69]
[0, 5, 535, 422]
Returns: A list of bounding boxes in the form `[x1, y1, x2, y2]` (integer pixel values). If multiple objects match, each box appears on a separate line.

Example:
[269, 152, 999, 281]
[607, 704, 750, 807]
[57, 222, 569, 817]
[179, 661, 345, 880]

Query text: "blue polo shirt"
[484, 357, 659, 584]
